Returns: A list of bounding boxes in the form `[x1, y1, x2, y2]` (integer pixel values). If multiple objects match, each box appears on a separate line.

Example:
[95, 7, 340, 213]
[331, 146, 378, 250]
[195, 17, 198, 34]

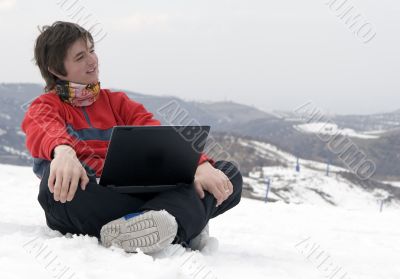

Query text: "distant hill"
[1, 82, 400, 181]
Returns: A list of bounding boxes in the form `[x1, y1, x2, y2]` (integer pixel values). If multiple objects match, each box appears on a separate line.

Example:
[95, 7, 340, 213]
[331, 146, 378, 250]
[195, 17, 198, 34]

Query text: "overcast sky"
[0, 0, 399, 115]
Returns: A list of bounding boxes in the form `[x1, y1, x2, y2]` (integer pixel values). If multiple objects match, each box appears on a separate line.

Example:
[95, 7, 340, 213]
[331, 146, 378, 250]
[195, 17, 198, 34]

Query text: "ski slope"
[239, 138, 399, 208]
[293, 122, 382, 139]
[0, 164, 399, 279]
[245, 166, 399, 209]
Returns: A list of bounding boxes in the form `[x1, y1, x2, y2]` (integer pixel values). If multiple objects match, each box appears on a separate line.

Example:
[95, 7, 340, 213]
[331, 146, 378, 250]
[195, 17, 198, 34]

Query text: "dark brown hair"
[34, 21, 94, 91]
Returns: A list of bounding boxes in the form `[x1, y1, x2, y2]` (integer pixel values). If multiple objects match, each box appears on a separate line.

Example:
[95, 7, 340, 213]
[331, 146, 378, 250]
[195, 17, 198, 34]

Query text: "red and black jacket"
[21, 89, 214, 179]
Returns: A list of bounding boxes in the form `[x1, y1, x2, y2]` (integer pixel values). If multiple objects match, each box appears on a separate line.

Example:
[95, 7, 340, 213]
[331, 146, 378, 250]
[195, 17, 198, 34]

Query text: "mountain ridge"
[1, 83, 400, 181]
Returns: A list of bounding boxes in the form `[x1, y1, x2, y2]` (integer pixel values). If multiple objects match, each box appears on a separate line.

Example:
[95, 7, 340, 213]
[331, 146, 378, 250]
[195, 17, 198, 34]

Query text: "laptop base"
[105, 183, 186, 194]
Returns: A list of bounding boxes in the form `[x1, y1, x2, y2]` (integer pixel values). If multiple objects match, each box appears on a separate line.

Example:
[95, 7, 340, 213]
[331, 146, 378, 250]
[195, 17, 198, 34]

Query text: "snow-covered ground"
[2, 145, 31, 159]
[383, 181, 400, 188]
[240, 138, 398, 208]
[245, 166, 399, 209]
[294, 122, 383, 139]
[0, 113, 11, 120]
[0, 164, 399, 279]
[239, 139, 347, 173]
[17, 130, 25, 137]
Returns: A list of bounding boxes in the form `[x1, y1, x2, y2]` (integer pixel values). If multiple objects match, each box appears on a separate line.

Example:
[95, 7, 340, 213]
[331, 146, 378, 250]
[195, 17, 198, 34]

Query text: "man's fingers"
[48, 170, 55, 193]
[194, 180, 205, 199]
[80, 169, 89, 190]
[216, 177, 229, 197]
[218, 170, 233, 200]
[212, 185, 225, 207]
[67, 174, 80, 202]
[53, 172, 63, 201]
[228, 181, 234, 195]
[224, 178, 233, 196]
[59, 173, 71, 203]
[221, 183, 230, 202]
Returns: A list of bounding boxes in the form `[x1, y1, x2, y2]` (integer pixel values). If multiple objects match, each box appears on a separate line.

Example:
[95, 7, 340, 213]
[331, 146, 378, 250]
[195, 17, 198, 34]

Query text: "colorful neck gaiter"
[54, 79, 101, 107]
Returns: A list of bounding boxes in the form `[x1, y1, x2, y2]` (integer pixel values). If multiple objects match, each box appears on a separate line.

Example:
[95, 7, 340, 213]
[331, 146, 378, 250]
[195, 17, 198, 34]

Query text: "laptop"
[98, 125, 210, 193]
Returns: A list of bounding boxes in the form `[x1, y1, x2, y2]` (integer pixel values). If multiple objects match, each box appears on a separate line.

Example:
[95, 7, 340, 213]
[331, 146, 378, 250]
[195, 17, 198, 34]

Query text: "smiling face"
[51, 38, 99, 85]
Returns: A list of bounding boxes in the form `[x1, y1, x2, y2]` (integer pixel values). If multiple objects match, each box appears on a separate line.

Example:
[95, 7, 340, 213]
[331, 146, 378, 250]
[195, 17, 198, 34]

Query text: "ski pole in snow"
[265, 177, 271, 203]
[379, 199, 384, 213]
[296, 157, 300, 172]
[326, 157, 331, 176]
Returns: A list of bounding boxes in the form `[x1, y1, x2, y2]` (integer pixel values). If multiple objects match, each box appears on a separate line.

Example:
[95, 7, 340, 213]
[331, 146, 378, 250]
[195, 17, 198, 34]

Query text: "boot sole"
[100, 210, 178, 254]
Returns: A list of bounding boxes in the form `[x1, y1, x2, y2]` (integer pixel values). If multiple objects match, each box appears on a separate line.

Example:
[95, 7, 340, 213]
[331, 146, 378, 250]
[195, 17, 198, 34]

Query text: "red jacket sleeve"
[114, 92, 161, 126]
[198, 153, 215, 166]
[115, 92, 215, 166]
[21, 95, 75, 160]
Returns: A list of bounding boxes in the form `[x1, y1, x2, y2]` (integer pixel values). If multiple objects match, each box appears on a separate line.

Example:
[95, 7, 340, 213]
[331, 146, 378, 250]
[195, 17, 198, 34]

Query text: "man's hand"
[194, 162, 233, 207]
[48, 145, 90, 203]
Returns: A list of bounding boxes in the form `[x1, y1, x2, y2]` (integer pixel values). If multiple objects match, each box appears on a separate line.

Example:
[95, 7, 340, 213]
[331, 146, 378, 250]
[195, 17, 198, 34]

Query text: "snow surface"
[0, 113, 11, 120]
[0, 164, 399, 279]
[17, 130, 25, 137]
[239, 139, 347, 173]
[0, 128, 6, 136]
[239, 138, 399, 208]
[383, 181, 400, 188]
[2, 145, 31, 159]
[246, 166, 400, 209]
[294, 123, 382, 139]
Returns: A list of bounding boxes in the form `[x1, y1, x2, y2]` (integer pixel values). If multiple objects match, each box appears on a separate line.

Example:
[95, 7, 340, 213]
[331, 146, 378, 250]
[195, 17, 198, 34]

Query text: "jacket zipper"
[81, 107, 93, 128]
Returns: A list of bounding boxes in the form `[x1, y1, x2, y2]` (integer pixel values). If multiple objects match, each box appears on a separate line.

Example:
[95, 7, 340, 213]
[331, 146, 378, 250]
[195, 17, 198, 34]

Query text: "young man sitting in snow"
[21, 21, 242, 254]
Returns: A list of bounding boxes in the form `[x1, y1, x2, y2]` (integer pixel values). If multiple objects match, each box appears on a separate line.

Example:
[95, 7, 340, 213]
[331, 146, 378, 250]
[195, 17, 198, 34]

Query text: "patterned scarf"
[54, 79, 101, 107]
